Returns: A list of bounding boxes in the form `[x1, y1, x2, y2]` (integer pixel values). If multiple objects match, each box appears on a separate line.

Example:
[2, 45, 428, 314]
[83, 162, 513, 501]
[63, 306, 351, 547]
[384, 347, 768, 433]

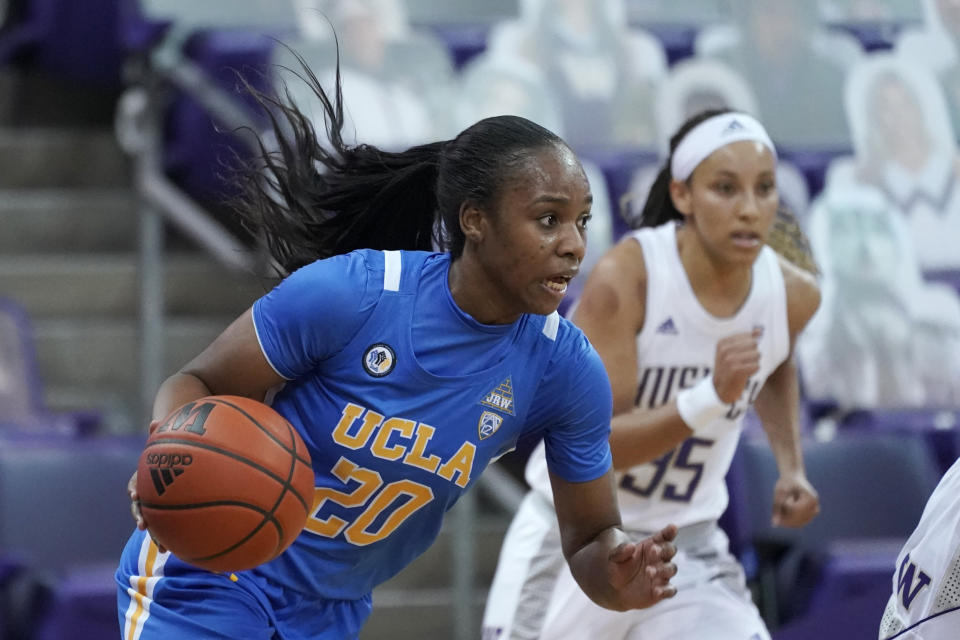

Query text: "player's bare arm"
[578, 240, 768, 470]
[549, 469, 678, 610]
[157, 308, 286, 420]
[128, 307, 286, 535]
[575, 240, 699, 469]
[753, 257, 822, 528]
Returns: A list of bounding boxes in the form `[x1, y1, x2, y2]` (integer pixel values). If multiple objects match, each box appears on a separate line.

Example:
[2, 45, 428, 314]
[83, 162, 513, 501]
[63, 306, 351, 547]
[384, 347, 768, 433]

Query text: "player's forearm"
[609, 403, 693, 470]
[566, 525, 634, 611]
[151, 372, 214, 424]
[754, 359, 804, 476]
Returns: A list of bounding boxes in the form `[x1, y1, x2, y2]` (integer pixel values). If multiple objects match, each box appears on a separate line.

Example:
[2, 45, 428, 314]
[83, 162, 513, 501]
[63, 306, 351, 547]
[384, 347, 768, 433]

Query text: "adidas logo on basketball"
[146, 452, 193, 496]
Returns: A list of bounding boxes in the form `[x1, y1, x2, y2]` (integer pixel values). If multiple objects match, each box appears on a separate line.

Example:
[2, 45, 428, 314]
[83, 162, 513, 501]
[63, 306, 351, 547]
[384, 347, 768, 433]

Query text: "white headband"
[670, 113, 777, 181]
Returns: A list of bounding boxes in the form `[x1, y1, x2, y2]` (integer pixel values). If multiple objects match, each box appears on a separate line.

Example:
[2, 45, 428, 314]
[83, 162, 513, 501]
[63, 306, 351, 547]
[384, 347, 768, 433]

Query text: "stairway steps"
[0, 189, 137, 253]
[33, 316, 233, 390]
[375, 516, 510, 590]
[0, 128, 130, 188]
[0, 254, 264, 318]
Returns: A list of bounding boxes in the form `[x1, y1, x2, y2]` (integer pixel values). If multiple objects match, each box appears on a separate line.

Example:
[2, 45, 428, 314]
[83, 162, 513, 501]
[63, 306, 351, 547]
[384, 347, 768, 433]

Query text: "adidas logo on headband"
[670, 113, 776, 181]
[722, 119, 745, 135]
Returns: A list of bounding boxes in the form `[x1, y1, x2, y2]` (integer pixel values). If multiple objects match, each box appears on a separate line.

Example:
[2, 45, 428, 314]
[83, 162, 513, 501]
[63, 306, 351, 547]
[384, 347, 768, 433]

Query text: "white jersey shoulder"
[526, 221, 791, 530]
[879, 457, 960, 640]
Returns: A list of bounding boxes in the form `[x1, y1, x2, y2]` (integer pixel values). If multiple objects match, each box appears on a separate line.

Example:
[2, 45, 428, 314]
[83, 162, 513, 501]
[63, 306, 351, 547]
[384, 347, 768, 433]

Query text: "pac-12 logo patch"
[362, 343, 396, 377]
[478, 411, 503, 440]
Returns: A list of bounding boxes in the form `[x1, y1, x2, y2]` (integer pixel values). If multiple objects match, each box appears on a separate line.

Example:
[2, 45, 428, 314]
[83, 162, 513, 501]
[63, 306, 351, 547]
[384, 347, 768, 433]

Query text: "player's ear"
[669, 179, 693, 216]
[460, 202, 487, 244]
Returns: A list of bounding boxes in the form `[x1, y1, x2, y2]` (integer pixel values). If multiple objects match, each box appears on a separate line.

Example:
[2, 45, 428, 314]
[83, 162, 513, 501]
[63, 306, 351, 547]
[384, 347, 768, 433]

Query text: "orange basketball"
[137, 395, 314, 572]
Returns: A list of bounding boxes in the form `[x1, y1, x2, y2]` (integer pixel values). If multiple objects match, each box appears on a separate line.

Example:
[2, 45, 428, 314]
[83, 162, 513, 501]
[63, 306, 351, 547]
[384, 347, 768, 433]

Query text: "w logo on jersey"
[478, 411, 503, 440]
[897, 553, 931, 610]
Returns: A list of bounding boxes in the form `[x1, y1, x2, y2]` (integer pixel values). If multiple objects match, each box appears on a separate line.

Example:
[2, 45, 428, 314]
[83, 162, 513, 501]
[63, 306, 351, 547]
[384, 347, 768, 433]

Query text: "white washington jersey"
[879, 457, 960, 640]
[526, 221, 790, 531]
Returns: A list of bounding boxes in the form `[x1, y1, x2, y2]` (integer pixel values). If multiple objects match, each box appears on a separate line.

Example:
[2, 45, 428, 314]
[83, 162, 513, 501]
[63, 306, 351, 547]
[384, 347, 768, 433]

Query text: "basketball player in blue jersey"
[115, 54, 678, 639]
[483, 109, 822, 639]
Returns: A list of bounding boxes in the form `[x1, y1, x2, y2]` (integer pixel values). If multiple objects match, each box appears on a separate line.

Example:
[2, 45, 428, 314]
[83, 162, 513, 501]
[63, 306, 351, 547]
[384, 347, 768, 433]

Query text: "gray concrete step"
[362, 515, 512, 640]
[33, 316, 231, 390]
[376, 516, 510, 591]
[0, 254, 265, 318]
[0, 128, 130, 188]
[33, 316, 235, 431]
[362, 589, 486, 640]
[0, 189, 137, 253]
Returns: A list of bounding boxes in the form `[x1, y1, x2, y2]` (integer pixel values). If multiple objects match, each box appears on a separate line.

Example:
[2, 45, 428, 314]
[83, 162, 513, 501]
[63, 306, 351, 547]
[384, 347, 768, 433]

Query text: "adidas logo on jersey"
[480, 377, 516, 415]
[655, 317, 678, 335]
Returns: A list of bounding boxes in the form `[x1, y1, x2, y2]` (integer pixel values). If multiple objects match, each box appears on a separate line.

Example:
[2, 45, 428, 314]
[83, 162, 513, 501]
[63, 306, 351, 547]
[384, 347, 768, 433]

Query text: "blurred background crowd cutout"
[0, 0, 958, 638]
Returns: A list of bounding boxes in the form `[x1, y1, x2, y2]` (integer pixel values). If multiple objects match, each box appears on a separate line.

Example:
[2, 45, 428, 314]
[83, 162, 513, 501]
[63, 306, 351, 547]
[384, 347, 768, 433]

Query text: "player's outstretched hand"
[772, 474, 820, 528]
[606, 524, 678, 610]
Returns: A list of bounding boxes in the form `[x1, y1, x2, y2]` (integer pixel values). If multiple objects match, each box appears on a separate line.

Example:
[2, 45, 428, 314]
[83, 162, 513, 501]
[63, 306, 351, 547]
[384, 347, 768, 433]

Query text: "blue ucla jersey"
[250, 249, 612, 600]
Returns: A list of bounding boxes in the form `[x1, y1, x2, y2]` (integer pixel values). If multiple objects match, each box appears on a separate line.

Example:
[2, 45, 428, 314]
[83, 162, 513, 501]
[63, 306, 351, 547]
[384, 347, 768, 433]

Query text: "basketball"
[137, 395, 314, 572]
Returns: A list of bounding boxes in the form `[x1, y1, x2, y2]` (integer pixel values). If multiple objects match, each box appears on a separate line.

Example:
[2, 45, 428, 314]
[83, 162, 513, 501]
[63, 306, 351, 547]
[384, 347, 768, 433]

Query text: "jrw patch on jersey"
[480, 376, 516, 415]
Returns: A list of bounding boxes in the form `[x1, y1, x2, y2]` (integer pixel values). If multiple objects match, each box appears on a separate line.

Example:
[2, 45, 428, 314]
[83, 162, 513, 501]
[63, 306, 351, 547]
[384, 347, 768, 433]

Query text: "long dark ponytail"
[638, 107, 733, 228]
[231, 45, 564, 274]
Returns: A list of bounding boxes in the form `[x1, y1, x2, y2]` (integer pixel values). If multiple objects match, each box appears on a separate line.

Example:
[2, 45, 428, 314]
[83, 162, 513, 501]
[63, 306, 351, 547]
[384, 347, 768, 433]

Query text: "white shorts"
[482, 492, 770, 640]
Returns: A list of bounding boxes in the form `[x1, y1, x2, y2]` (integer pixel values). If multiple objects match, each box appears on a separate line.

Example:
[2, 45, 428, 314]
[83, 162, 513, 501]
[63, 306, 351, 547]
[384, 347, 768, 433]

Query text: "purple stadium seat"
[0, 432, 144, 638]
[778, 147, 851, 199]
[0, 305, 102, 434]
[424, 23, 489, 69]
[644, 23, 698, 65]
[0, 432, 144, 571]
[116, 1, 299, 205]
[833, 408, 960, 476]
[726, 431, 939, 629]
[0, 298, 100, 434]
[162, 30, 278, 202]
[116, 0, 173, 53]
[924, 268, 960, 296]
[773, 574, 892, 640]
[0, 0, 124, 85]
[33, 563, 122, 640]
[827, 21, 904, 53]
[579, 148, 659, 240]
[800, 539, 902, 618]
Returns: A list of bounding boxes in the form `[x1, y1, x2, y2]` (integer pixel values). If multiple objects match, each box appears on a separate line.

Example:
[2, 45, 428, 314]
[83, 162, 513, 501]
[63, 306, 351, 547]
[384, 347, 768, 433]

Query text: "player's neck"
[677, 230, 753, 317]
[447, 254, 523, 326]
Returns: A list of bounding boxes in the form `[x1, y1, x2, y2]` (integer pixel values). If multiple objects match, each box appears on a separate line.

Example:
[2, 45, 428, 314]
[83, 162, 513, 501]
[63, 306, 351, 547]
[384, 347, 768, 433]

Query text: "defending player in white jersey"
[482, 109, 822, 640]
[879, 457, 960, 640]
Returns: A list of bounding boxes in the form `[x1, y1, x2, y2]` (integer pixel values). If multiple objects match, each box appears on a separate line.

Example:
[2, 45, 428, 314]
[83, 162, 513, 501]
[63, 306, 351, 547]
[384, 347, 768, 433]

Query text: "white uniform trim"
[542, 312, 560, 340]
[252, 311, 293, 381]
[383, 250, 402, 292]
[122, 536, 171, 640]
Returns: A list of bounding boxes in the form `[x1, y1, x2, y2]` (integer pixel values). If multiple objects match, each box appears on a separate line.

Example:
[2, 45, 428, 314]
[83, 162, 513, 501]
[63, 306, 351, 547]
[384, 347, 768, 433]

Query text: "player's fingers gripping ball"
[136, 396, 314, 572]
